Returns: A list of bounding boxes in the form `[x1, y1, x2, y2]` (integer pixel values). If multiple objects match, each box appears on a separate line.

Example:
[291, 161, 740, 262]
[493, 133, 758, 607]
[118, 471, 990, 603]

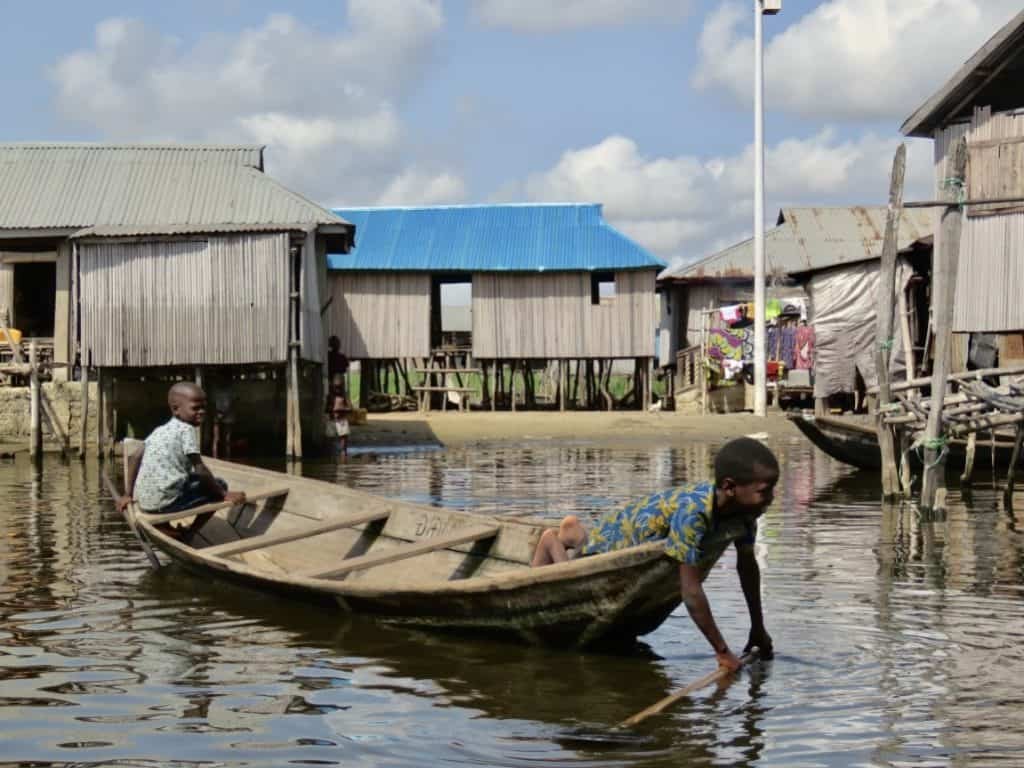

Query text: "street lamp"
[753, 0, 780, 417]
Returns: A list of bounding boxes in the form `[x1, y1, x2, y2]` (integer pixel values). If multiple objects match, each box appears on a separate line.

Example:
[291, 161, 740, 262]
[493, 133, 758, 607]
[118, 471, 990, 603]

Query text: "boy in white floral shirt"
[118, 382, 245, 541]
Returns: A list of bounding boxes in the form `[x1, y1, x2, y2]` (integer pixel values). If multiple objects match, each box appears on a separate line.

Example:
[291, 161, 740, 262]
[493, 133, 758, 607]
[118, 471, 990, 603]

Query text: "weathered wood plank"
[143, 487, 290, 524]
[303, 524, 500, 580]
[204, 510, 390, 557]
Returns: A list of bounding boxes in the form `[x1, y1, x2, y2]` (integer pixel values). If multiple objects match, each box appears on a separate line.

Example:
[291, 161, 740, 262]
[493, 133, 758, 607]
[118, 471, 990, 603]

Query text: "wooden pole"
[510, 360, 517, 412]
[618, 650, 759, 728]
[29, 341, 41, 462]
[1004, 425, 1024, 509]
[875, 143, 907, 499]
[78, 357, 89, 459]
[898, 286, 916, 381]
[960, 432, 977, 487]
[920, 137, 967, 512]
[96, 368, 106, 459]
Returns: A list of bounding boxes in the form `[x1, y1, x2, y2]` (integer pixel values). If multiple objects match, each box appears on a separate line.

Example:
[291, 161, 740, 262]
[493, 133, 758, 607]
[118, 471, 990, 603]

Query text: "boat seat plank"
[303, 524, 500, 580]
[142, 487, 290, 525]
[203, 510, 390, 558]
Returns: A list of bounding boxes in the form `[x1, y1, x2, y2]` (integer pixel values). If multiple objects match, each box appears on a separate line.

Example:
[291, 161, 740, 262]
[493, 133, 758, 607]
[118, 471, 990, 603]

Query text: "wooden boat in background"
[788, 412, 1020, 473]
[118, 442, 681, 649]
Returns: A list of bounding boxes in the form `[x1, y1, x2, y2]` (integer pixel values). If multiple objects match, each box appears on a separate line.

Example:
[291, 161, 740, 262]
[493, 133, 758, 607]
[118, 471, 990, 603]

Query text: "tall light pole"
[753, 0, 780, 417]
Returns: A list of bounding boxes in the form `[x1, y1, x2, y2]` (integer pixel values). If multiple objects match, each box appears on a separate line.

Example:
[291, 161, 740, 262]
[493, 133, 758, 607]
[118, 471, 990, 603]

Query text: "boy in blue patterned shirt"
[117, 382, 245, 541]
[532, 437, 778, 671]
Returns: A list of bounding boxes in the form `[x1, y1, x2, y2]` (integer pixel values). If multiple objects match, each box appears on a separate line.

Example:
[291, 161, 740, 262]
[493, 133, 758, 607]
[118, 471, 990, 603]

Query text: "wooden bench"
[203, 509, 390, 558]
[142, 487, 290, 525]
[410, 385, 477, 412]
[299, 524, 500, 580]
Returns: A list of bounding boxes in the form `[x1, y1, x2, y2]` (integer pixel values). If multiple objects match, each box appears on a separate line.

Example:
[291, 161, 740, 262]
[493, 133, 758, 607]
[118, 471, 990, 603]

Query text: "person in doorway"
[327, 336, 349, 393]
[116, 382, 246, 541]
[532, 437, 778, 671]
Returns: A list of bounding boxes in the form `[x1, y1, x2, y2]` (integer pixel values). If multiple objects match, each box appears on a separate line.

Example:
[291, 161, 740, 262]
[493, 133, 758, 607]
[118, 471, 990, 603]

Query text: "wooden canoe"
[787, 413, 1021, 473]
[120, 445, 682, 649]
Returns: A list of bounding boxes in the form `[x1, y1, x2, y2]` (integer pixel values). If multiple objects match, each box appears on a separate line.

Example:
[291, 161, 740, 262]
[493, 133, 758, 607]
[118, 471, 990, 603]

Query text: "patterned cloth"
[579, 482, 757, 571]
[795, 325, 815, 370]
[134, 418, 200, 512]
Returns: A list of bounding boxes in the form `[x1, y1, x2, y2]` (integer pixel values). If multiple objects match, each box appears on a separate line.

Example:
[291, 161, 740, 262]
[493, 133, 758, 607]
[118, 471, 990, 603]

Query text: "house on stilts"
[901, 9, 1024, 374]
[0, 143, 353, 457]
[326, 203, 665, 411]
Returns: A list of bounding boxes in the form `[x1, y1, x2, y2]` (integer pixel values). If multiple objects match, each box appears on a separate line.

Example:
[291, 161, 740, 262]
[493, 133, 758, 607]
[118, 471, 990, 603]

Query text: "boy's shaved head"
[168, 381, 205, 406]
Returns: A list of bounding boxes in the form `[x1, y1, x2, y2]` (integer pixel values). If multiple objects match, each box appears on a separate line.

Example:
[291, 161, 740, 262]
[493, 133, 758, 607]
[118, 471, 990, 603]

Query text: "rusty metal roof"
[658, 206, 934, 282]
[0, 143, 351, 238]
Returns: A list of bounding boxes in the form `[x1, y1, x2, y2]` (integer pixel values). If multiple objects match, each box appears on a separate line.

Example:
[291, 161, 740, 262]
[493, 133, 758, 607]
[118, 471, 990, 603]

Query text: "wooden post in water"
[875, 143, 906, 499]
[29, 341, 41, 462]
[78, 356, 89, 460]
[1004, 425, 1024, 509]
[920, 137, 967, 512]
[96, 367, 106, 459]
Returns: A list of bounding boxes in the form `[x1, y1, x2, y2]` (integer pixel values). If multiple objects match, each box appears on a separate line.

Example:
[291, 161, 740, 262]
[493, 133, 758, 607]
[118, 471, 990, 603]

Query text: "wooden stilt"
[559, 360, 567, 412]
[29, 341, 41, 463]
[921, 138, 967, 512]
[875, 143, 907, 499]
[645, 357, 654, 410]
[96, 367, 106, 459]
[78, 358, 89, 460]
[1004, 425, 1024, 509]
[510, 360, 517, 412]
[960, 432, 977, 487]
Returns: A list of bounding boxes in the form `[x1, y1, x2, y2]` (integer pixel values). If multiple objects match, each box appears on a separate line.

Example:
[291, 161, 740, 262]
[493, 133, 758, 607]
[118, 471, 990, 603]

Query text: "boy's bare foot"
[558, 515, 587, 550]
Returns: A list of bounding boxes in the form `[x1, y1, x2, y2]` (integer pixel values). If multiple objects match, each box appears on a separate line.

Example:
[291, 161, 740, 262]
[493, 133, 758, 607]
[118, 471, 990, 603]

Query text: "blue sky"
[2, 1, 1020, 267]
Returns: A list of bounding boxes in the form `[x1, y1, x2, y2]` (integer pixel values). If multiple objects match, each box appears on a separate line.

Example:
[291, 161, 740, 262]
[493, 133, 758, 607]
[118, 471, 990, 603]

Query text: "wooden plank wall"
[472, 269, 657, 358]
[79, 233, 290, 366]
[326, 272, 431, 359]
[936, 107, 1024, 332]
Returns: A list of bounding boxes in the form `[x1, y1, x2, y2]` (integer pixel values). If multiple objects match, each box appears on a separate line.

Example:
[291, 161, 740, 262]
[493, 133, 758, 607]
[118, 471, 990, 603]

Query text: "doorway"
[13, 261, 56, 338]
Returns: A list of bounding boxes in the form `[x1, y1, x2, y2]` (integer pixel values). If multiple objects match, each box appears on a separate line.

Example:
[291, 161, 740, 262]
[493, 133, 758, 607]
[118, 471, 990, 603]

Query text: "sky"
[2, 0, 1021, 271]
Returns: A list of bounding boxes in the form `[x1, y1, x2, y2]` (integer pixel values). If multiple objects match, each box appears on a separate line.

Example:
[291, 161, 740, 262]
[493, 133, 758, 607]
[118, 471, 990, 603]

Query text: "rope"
[878, 402, 902, 413]
[942, 176, 966, 208]
[915, 435, 949, 469]
[879, 338, 894, 352]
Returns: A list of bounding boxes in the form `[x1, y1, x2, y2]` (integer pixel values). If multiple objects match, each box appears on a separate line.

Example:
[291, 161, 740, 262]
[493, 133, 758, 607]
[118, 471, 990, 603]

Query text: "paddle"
[617, 648, 760, 728]
[101, 467, 161, 569]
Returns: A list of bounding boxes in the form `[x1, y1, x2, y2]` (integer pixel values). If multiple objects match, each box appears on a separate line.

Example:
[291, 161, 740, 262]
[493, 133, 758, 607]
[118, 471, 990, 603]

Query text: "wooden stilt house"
[901, 9, 1024, 374]
[326, 204, 665, 411]
[0, 143, 353, 457]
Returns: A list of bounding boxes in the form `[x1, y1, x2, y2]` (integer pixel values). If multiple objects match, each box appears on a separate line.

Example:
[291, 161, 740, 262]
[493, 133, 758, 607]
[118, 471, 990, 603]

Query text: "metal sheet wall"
[79, 233, 290, 367]
[326, 272, 431, 359]
[935, 108, 1024, 332]
[472, 270, 657, 358]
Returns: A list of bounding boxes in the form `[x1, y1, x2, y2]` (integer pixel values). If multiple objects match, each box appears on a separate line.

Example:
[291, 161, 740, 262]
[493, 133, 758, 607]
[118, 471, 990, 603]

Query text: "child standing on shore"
[117, 382, 245, 541]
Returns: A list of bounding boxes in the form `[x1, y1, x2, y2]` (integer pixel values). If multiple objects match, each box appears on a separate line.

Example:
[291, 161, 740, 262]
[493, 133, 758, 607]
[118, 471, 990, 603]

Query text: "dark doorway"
[13, 262, 56, 338]
[430, 274, 473, 352]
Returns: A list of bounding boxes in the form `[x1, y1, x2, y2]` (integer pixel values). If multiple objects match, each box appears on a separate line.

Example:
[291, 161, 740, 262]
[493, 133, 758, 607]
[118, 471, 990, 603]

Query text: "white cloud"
[50, 1, 465, 207]
[472, 0, 691, 32]
[375, 169, 467, 206]
[517, 130, 935, 264]
[694, 0, 1023, 121]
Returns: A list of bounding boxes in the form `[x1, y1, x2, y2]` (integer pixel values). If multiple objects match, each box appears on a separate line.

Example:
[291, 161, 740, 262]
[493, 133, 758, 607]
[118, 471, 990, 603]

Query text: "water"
[2, 436, 1024, 766]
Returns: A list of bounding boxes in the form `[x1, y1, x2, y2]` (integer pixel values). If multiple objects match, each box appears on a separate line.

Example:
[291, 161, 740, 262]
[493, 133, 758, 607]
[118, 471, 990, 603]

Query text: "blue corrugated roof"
[327, 203, 665, 272]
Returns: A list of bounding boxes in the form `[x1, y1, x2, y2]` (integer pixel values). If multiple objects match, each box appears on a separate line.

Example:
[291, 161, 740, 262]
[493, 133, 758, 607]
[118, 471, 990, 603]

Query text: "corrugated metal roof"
[902, 10, 1024, 137]
[327, 204, 665, 272]
[658, 206, 934, 282]
[0, 143, 350, 234]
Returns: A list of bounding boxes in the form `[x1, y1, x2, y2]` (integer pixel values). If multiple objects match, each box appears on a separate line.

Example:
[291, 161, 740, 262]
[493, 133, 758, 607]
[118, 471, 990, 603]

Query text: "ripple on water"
[2, 443, 1024, 766]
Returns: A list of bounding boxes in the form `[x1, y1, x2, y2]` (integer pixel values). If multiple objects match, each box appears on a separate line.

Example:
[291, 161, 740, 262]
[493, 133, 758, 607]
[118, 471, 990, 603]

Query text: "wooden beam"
[920, 138, 967, 511]
[876, 144, 907, 499]
[143, 487, 290, 525]
[203, 510, 389, 557]
[302, 524, 500, 580]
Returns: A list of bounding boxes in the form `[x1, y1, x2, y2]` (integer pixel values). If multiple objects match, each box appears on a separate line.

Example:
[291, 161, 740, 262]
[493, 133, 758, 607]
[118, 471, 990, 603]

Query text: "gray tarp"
[806, 259, 913, 399]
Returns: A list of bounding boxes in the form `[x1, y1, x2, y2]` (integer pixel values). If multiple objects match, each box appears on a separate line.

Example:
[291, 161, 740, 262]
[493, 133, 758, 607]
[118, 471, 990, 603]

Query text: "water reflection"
[1, 439, 1024, 765]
